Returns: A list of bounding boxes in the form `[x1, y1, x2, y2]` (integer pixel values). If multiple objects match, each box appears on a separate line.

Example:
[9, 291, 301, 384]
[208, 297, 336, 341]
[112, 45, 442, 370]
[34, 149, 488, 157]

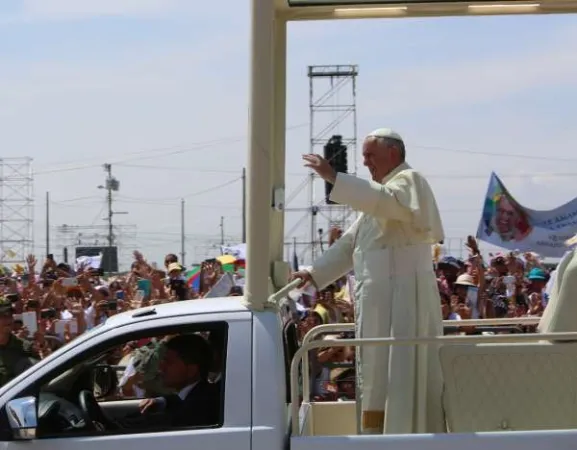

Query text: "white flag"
[220, 243, 246, 260]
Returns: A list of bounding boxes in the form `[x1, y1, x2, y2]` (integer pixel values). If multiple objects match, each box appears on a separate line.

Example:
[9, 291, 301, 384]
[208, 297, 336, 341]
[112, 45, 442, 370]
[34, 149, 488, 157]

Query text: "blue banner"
[476, 172, 577, 257]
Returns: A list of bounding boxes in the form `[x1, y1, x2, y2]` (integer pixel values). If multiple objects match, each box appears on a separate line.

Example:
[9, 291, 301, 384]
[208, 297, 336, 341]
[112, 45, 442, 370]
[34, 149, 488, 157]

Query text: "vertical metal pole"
[242, 167, 247, 243]
[220, 216, 225, 246]
[310, 174, 316, 262]
[45, 192, 50, 257]
[105, 164, 113, 247]
[269, 17, 287, 278]
[244, 0, 275, 310]
[180, 198, 185, 266]
[308, 69, 316, 263]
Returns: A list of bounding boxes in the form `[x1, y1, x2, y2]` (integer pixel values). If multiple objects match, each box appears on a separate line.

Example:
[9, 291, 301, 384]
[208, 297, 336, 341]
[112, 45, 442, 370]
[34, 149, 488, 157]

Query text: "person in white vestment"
[538, 248, 577, 335]
[291, 128, 445, 435]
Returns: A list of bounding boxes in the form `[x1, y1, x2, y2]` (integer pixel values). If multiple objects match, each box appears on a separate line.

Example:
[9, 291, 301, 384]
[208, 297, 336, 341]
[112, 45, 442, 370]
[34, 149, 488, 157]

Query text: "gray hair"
[367, 136, 406, 162]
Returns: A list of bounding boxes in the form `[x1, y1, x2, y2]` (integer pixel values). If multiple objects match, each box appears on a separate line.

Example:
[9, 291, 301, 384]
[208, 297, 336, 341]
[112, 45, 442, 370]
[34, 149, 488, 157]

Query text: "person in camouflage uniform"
[133, 339, 172, 397]
[0, 297, 39, 387]
[120, 338, 174, 398]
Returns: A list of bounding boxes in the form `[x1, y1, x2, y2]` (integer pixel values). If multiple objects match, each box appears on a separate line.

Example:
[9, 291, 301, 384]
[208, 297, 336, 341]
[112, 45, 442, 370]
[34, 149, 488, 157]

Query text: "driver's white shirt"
[178, 382, 198, 400]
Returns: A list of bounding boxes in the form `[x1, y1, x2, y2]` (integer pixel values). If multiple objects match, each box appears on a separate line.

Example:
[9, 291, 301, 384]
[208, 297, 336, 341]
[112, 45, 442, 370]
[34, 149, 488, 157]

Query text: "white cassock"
[538, 249, 577, 334]
[308, 161, 445, 434]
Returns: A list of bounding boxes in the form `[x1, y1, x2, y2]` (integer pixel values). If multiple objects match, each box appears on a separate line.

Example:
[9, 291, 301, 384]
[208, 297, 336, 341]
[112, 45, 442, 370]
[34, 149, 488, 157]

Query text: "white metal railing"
[299, 317, 541, 403]
[443, 317, 541, 327]
[268, 279, 301, 305]
[290, 330, 577, 435]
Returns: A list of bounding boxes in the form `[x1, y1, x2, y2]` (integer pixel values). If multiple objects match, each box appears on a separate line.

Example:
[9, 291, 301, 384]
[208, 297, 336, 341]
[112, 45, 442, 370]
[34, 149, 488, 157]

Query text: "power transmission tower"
[303, 65, 359, 262]
[0, 158, 34, 266]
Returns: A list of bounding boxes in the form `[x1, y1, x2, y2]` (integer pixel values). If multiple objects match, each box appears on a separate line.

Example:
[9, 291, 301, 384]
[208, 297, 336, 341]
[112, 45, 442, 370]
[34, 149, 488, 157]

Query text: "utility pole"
[180, 198, 186, 266]
[105, 164, 113, 247]
[220, 216, 224, 245]
[45, 192, 50, 257]
[98, 164, 124, 248]
[242, 167, 246, 243]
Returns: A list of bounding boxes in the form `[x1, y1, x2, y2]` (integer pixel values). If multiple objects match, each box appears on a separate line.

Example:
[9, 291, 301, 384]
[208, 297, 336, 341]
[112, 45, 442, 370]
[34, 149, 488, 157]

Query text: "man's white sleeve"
[329, 172, 413, 221]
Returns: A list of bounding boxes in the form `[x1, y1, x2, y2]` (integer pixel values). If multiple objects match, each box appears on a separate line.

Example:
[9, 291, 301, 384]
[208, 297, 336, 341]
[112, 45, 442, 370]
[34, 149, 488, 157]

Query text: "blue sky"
[1, 0, 577, 267]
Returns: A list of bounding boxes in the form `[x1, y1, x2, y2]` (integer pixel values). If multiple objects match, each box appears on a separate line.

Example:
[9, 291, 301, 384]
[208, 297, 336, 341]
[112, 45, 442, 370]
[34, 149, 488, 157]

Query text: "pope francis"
[292, 129, 445, 435]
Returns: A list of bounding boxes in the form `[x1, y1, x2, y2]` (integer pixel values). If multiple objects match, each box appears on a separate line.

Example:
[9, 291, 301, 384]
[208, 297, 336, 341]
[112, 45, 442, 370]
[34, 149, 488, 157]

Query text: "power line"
[115, 199, 240, 208]
[411, 144, 577, 162]
[42, 178, 240, 207]
[30, 120, 577, 179]
[32, 123, 309, 176]
[114, 163, 308, 177]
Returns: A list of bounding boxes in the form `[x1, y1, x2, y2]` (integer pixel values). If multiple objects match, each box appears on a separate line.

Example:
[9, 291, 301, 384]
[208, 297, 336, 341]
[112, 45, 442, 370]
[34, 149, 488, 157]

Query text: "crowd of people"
[0, 250, 240, 388]
[0, 237, 556, 405]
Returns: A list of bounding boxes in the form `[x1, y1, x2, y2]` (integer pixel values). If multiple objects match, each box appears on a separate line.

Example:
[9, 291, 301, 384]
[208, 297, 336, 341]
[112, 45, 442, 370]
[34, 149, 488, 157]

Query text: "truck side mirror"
[6, 396, 37, 440]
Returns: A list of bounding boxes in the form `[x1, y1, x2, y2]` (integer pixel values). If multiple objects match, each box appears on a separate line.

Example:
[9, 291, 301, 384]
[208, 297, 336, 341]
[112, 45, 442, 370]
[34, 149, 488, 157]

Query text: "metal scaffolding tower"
[0, 158, 34, 266]
[307, 64, 358, 261]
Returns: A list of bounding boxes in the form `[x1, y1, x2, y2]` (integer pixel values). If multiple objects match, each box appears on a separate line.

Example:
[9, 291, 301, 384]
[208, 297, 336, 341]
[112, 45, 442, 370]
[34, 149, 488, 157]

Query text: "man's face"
[530, 279, 545, 291]
[159, 349, 198, 389]
[440, 266, 458, 283]
[455, 285, 468, 299]
[319, 290, 334, 304]
[362, 138, 396, 182]
[169, 269, 181, 280]
[496, 197, 516, 235]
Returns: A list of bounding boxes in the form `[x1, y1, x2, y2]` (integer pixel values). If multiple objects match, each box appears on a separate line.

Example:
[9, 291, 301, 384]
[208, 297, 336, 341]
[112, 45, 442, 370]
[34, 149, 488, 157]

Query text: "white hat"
[454, 274, 476, 287]
[367, 128, 403, 141]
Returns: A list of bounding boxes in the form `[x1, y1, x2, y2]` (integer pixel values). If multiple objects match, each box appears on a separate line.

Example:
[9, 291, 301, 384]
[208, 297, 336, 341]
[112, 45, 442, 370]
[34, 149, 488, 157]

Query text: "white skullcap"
[366, 128, 403, 142]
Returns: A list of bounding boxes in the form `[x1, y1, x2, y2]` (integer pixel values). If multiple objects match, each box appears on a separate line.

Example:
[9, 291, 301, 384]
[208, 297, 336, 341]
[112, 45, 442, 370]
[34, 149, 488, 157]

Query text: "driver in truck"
[136, 334, 219, 428]
[293, 128, 445, 435]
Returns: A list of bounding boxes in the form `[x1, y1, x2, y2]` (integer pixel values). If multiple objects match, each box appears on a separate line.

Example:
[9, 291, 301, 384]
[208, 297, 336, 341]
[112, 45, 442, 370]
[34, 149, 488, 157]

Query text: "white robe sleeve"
[330, 172, 412, 222]
[308, 216, 362, 290]
[329, 170, 444, 243]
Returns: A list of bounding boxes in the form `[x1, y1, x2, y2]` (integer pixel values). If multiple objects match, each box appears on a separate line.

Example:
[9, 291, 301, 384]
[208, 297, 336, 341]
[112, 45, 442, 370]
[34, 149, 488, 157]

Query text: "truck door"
[0, 312, 251, 450]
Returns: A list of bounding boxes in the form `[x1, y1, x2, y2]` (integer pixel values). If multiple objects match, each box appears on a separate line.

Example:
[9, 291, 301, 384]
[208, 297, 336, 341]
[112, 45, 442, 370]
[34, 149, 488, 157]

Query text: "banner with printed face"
[476, 172, 577, 257]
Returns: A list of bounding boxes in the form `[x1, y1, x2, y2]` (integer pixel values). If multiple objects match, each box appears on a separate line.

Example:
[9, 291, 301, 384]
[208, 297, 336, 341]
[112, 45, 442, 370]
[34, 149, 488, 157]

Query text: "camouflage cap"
[0, 296, 13, 316]
[132, 340, 165, 380]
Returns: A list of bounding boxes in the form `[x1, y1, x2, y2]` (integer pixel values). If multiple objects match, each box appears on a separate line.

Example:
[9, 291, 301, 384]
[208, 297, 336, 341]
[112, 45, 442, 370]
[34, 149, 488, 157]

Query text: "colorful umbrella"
[185, 266, 201, 291]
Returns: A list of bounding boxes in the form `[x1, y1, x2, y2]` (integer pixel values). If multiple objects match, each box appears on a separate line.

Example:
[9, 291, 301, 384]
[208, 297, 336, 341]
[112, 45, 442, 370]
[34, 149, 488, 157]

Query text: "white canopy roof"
[275, 0, 577, 21]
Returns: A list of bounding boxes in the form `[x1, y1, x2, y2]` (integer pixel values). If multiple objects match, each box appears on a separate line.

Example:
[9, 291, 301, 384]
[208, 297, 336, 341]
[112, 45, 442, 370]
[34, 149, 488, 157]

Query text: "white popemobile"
[3, 0, 577, 449]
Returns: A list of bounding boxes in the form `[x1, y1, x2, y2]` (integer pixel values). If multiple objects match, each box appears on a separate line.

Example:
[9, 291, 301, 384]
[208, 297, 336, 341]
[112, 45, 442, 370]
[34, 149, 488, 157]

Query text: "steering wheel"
[78, 390, 114, 430]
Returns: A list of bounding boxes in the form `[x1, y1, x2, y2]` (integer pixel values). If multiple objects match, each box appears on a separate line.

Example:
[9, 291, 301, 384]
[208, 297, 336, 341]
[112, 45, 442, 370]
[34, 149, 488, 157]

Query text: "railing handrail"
[299, 317, 541, 401]
[300, 323, 356, 400]
[443, 317, 541, 327]
[268, 279, 301, 305]
[302, 318, 541, 346]
[290, 329, 577, 436]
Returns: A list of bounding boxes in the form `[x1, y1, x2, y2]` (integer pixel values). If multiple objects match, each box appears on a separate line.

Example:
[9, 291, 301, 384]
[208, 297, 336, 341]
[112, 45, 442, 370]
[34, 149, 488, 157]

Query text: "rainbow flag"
[185, 266, 201, 292]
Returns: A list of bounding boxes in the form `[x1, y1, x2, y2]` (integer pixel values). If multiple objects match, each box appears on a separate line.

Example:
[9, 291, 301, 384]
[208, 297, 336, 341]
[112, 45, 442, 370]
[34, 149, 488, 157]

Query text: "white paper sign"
[205, 273, 235, 298]
[22, 312, 37, 334]
[55, 319, 78, 337]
